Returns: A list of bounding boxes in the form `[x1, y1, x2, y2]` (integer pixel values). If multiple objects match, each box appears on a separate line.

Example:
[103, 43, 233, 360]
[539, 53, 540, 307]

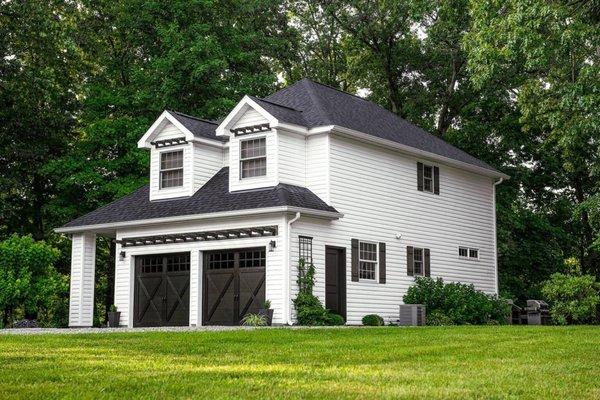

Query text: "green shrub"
[426, 310, 455, 326]
[325, 312, 345, 326]
[293, 259, 345, 326]
[241, 313, 267, 326]
[541, 273, 600, 325]
[362, 314, 384, 326]
[0, 235, 63, 328]
[403, 277, 510, 325]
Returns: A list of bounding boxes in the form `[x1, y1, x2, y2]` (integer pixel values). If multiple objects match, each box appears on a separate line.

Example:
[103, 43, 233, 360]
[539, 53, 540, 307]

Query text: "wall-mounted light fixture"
[269, 240, 277, 252]
[119, 251, 126, 261]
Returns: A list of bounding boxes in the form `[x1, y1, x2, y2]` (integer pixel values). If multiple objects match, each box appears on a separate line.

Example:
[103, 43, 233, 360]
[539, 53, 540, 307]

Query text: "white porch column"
[68, 232, 96, 327]
[189, 250, 202, 326]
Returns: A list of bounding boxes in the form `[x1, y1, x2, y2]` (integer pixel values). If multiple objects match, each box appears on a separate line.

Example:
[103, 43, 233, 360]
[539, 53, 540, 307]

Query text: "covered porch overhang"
[56, 208, 342, 328]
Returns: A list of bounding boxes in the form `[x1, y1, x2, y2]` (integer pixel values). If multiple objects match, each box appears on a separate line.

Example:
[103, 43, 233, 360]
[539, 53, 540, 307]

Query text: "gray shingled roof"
[167, 110, 228, 142]
[167, 79, 498, 173]
[248, 96, 307, 127]
[265, 78, 498, 172]
[61, 168, 339, 228]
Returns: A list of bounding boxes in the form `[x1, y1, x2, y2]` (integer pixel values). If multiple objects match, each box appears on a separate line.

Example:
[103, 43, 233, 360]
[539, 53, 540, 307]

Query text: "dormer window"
[160, 150, 184, 188]
[240, 138, 266, 178]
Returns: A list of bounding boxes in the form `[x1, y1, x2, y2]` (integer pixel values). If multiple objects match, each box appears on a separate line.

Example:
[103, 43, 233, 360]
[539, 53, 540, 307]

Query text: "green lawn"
[0, 326, 598, 399]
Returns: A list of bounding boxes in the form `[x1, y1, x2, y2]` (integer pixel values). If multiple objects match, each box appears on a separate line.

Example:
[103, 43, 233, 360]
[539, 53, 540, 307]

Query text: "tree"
[0, 1, 87, 240]
[284, 1, 354, 91]
[466, 0, 600, 276]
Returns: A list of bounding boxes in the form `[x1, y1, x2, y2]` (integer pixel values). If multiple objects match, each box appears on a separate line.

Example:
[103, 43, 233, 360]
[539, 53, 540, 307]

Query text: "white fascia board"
[307, 124, 510, 180]
[137, 111, 195, 148]
[138, 110, 226, 149]
[271, 122, 308, 134]
[54, 206, 343, 234]
[215, 96, 279, 137]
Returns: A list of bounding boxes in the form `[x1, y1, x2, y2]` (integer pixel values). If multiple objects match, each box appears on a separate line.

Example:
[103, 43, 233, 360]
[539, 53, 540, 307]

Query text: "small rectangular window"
[413, 247, 424, 276]
[359, 241, 378, 280]
[299, 236, 313, 264]
[160, 150, 184, 188]
[240, 138, 266, 178]
[459, 246, 479, 260]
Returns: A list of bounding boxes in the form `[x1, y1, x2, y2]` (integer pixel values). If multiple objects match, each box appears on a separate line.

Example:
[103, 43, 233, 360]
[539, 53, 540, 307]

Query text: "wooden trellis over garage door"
[134, 253, 190, 327]
[203, 248, 266, 325]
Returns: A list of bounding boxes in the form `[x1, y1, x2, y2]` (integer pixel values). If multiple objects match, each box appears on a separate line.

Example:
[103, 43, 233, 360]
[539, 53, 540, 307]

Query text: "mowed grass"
[0, 326, 598, 399]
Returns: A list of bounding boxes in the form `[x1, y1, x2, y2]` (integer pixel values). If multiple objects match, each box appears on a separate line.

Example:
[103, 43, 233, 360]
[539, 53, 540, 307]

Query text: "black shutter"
[434, 166, 440, 195]
[351, 239, 359, 282]
[417, 162, 424, 191]
[407, 246, 414, 276]
[424, 248, 431, 277]
[379, 242, 386, 284]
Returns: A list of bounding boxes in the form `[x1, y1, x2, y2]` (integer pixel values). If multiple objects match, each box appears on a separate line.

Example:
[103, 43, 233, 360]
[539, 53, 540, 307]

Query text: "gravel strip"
[0, 325, 360, 335]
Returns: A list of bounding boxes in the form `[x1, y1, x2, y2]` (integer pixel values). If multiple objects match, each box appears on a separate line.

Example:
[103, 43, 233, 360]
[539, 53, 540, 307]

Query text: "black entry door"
[134, 253, 190, 327]
[203, 248, 266, 325]
[325, 246, 346, 320]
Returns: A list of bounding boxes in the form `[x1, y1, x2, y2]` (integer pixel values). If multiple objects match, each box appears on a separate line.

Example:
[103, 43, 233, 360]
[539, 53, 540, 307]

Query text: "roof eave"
[308, 125, 509, 181]
[54, 206, 343, 234]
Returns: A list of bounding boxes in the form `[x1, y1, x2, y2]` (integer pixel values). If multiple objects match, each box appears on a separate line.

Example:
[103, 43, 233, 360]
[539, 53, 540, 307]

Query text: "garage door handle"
[162, 297, 167, 303]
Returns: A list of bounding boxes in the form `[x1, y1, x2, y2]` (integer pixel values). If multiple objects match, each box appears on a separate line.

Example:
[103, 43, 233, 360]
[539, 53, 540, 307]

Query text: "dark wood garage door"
[134, 253, 190, 327]
[203, 248, 266, 325]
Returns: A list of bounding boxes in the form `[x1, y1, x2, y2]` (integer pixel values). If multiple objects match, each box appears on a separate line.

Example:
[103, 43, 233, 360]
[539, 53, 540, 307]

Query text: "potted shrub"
[107, 305, 121, 327]
[241, 313, 267, 327]
[258, 299, 274, 326]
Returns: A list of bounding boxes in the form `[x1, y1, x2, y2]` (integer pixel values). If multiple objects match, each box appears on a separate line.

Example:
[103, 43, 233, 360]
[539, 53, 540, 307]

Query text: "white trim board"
[55, 206, 343, 234]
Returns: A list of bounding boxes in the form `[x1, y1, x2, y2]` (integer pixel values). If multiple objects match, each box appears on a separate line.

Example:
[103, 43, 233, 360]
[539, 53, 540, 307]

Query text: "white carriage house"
[56, 78, 508, 327]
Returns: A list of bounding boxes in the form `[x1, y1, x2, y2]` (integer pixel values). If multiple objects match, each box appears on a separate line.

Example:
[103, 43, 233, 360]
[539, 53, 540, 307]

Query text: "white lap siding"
[114, 215, 285, 327]
[290, 134, 497, 325]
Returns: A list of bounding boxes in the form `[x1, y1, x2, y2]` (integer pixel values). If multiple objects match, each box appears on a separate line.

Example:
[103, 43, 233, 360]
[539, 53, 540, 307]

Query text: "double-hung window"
[417, 162, 439, 194]
[240, 138, 267, 178]
[359, 241, 378, 280]
[160, 150, 184, 188]
[413, 247, 424, 276]
[423, 165, 433, 192]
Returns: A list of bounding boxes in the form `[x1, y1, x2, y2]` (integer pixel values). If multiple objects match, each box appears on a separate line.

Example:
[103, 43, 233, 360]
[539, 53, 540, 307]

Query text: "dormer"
[216, 96, 308, 192]
[138, 111, 227, 201]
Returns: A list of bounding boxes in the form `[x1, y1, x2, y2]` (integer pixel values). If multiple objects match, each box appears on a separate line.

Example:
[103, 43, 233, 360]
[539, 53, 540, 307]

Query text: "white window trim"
[159, 148, 184, 190]
[239, 136, 267, 180]
[358, 240, 378, 282]
[412, 247, 425, 277]
[458, 246, 480, 261]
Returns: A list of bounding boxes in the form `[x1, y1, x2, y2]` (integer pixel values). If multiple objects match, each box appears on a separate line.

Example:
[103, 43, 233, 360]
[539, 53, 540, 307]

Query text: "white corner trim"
[215, 96, 279, 137]
[54, 206, 343, 234]
[284, 212, 301, 325]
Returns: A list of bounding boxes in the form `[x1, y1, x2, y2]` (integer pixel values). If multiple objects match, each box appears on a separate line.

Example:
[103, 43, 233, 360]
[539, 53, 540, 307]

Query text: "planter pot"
[107, 311, 121, 327]
[258, 309, 274, 326]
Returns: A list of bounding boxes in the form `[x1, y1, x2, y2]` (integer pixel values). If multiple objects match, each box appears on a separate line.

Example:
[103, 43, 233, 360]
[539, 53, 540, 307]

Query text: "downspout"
[285, 212, 301, 325]
[492, 178, 504, 295]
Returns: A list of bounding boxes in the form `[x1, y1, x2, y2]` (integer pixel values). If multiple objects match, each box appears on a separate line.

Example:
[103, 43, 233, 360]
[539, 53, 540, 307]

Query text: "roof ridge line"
[251, 96, 303, 112]
[301, 79, 333, 125]
[303, 78, 371, 103]
[167, 110, 219, 125]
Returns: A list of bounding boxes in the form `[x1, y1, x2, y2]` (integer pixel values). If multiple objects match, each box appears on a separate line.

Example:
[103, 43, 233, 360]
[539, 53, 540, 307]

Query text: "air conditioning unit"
[398, 304, 426, 326]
